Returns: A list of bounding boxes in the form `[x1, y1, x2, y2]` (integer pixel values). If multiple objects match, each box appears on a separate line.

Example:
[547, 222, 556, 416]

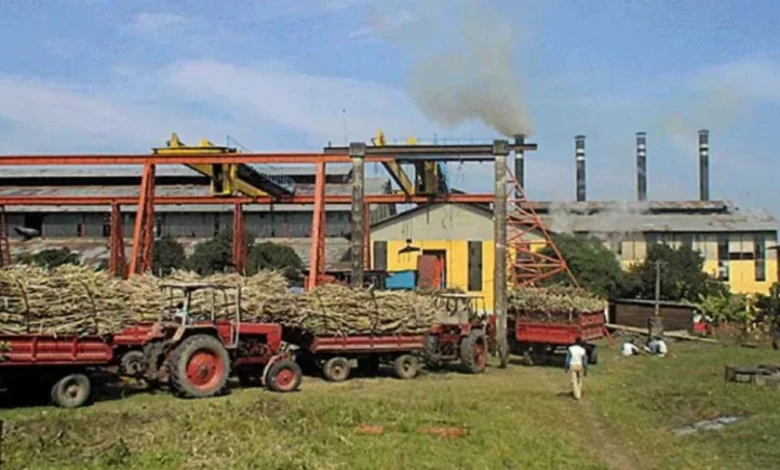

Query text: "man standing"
[564, 337, 589, 400]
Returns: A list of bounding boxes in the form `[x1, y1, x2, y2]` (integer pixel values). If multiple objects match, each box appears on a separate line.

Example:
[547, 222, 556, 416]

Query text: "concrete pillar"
[636, 132, 647, 201]
[575, 135, 586, 202]
[350, 142, 366, 288]
[493, 139, 510, 368]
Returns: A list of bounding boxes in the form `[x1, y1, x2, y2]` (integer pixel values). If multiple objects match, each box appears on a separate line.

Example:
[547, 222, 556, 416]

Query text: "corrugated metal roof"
[525, 200, 732, 214]
[0, 177, 391, 213]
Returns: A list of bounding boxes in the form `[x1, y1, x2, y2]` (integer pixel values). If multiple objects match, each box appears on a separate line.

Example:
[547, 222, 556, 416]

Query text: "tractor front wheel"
[460, 329, 488, 374]
[169, 335, 230, 399]
[266, 359, 303, 393]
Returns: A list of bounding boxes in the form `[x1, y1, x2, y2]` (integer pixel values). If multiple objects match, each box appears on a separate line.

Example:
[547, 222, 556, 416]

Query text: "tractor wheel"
[587, 347, 599, 365]
[266, 359, 303, 393]
[50, 373, 92, 408]
[143, 341, 167, 386]
[423, 335, 443, 370]
[169, 335, 230, 399]
[393, 354, 419, 379]
[119, 350, 146, 378]
[460, 329, 488, 374]
[322, 357, 351, 382]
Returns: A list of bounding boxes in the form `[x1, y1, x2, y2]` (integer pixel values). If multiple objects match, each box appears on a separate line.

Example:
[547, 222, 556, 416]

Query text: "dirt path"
[532, 367, 641, 470]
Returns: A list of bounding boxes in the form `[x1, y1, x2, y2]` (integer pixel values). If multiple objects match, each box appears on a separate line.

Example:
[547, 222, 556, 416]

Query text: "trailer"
[143, 283, 302, 399]
[0, 325, 152, 408]
[507, 311, 605, 366]
[289, 293, 492, 382]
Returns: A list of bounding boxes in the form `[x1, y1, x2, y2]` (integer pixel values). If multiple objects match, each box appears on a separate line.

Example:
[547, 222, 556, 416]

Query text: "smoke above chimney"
[575, 135, 586, 202]
[698, 129, 710, 201]
[636, 132, 647, 201]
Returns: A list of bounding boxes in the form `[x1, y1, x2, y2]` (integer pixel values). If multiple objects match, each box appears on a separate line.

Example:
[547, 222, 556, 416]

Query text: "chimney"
[636, 132, 647, 201]
[513, 134, 525, 193]
[698, 129, 709, 201]
[575, 135, 586, 202]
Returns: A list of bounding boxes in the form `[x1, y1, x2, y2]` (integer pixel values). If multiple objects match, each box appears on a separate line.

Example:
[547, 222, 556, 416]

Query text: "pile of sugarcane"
[508, 286, 606, 323]
[1, 264, 443, 336]
[259, 284, 439, 335]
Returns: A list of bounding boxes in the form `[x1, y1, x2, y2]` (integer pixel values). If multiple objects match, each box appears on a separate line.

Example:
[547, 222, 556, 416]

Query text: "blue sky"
[0, 0, 778, 220]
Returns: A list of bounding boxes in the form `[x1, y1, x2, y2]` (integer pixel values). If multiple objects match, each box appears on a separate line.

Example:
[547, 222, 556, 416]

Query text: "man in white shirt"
[564, 337, 589, 400]
[621, 338, 641, 357]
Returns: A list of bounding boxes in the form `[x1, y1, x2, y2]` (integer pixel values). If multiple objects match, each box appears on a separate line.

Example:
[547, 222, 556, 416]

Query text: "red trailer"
[0, 325, 152, 408]
[288, 294, 491, 382]
[507, 311, 605, 365]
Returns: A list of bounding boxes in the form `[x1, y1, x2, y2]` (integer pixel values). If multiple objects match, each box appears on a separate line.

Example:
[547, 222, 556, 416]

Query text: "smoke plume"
[373, 1, 531, 137]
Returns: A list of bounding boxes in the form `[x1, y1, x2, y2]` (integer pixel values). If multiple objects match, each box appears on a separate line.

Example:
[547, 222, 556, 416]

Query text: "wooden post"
[649, 260, 664, 337]
[493, 139, 509, 368]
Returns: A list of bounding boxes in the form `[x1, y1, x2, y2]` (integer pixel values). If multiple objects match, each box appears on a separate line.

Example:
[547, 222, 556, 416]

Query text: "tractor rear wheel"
[460, 329, 488, 374]
[393, 354, 419, 379]
[266, 359, 303, 393]
[119, 350, 146, 378]
[169, 335, 230, 399]
[143, 341, 167, 386]
[322, 357, 351, 382]
[50, 373, 92, 408]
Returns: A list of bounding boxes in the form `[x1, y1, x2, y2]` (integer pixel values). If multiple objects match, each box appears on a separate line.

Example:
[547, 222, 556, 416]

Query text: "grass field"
[2, 341, 780, 470]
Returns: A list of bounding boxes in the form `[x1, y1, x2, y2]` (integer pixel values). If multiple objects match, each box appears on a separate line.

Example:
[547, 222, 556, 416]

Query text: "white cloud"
[161, 59, 463, 145]
[692, 57, 780, 102]
[126, 13, 187, 33]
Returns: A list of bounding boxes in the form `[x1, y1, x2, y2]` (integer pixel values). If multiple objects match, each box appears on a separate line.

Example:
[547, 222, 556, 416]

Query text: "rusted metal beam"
[324, 142, 538, 159]
[232, 203, 246, 274]
[0, 194, 496, 206]
[493, 140, 509, 369]
[108, 203, 126, 278]
[306, 162, 327, 291]
[128, 164, 155, 275]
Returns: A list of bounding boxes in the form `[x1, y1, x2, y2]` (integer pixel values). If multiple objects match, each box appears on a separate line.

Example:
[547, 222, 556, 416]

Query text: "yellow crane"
[370, 130, 448, 197]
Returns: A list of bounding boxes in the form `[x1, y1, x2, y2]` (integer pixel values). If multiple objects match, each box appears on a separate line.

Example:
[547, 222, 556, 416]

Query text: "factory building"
[0, 166, 394, 267]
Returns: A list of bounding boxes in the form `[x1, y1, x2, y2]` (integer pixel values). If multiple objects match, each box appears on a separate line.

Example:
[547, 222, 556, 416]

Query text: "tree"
[625, 244, 727, 302]
[153, 235, 186, 276]
[538, 233, 626, 299]
[17, 247, 80, 268]
[247, 242, 304, 281]
[186, 229, 254, 275]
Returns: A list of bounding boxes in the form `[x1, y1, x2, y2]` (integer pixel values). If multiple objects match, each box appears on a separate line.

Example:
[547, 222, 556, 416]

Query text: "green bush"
[153, 235, 186, 276]
[17, 247, 80, 268]
[247, 242, 304, 281]
[186, 229, 255, 275]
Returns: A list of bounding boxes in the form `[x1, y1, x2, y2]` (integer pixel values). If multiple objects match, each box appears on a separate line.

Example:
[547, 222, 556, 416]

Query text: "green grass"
[2, 341, 780, 470]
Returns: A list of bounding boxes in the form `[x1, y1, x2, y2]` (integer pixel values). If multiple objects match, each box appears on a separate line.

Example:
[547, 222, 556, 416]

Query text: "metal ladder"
[0, 205, 11, 266]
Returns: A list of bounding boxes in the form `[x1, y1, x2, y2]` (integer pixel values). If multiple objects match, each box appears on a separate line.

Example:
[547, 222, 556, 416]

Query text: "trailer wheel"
[322, 357, 351, 382]
[266, 359, 303, 393]
[50, 373, 92, 408]
[169, 334, 230, 399]
[120, 350, 146, 378]
[460, 329, 488, 374]
[393, 354, 419, 379]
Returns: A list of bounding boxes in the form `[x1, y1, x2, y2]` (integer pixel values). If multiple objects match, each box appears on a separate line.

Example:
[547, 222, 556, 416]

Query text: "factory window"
[717, 236, 729, 281]
[680, 234, 693, 250]
[373, 241, 387, 271]
[102, 223, 111, 237]
[77, 223, 85, 238]
[468, 241, 483, 291]
[755, 235, 766, 282]
[214, 217, 221, 237]
[645, 233, 658, 246]
[23, 214, 43, 234]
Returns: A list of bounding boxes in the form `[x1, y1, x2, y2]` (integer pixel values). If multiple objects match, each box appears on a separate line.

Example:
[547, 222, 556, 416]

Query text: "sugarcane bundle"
[264, 284, 439, 335]
[508, 286, 606, 323]
[0, 264, 127, 335]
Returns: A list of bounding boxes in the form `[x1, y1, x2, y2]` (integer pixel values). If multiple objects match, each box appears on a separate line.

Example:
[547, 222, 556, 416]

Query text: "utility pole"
[649, 260, 664, 338]
[493, 139, 509, 368]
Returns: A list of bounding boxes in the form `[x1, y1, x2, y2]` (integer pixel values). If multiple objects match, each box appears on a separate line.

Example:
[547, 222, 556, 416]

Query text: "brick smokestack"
[575, 135, 586, 202]
[636, 132, 647, 201]
[698, 129, 709, 201]
[513, 134, 525, 193]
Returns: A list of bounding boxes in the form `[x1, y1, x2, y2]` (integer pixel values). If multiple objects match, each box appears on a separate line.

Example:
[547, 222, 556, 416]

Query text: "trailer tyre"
[169, 334, 230, 399]
[460, 329, 488, 374]
[120, 350, 146, 378]
[266, 359, 303, 393]
[322, 357, 351, 382]
[51, 373, 92, 408]
[393, 354, 419, 379]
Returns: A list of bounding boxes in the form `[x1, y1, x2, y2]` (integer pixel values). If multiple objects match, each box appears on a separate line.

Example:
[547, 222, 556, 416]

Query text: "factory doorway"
[418, 250, 447, 289]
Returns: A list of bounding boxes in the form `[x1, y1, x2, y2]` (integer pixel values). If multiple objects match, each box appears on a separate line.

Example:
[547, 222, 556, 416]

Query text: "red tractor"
[143, 283, 302, 399]
[423, 293, 492, 374]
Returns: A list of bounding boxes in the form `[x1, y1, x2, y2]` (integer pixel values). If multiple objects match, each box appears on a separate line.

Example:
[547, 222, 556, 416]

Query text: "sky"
[0, 0, 778, 221]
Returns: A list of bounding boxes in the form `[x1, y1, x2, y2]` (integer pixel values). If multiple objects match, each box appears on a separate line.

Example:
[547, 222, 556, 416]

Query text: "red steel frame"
[306, 162, 327, 290]
[109, 203, 126, 277]
[505, 165, 577, 288]
[0, 205, 11, 267]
